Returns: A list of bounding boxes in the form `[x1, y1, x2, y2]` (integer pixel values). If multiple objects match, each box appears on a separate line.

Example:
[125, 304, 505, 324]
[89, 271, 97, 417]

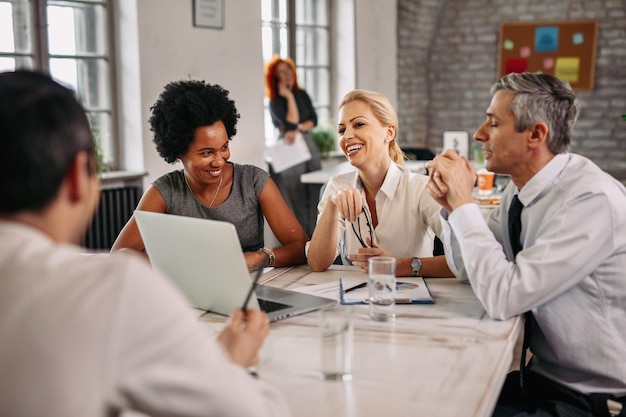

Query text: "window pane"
[264, 100, 279, 142]
[295, 0, 328, 26]
[261, 0, 287, 23]
[47, 1, 107, 55]
[315, 106, 332, 128]
[0, 55, 33, 71]
[262, 24, 288, 62]
[295, 27, 328, 66]
[0, 0, 33, 54]
[49, 57, 110, 110]
[88, 111, 114, 171]
[299, 67, 329, 107]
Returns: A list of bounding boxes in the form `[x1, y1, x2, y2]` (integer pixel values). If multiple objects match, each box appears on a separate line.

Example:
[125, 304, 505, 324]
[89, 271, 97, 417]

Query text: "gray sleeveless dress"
[152, 163, 269, 252]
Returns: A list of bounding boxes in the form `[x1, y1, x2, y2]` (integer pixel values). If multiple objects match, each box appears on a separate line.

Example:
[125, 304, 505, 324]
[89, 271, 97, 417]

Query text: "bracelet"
[260, 247, 275, 267]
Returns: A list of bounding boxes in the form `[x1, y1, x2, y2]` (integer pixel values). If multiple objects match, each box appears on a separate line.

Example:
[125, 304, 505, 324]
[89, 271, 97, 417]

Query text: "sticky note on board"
[520, 46, 531, 58]
[504, 39, 514, 50]
[573, 33, 584, 45]
[555, 57, 580, 83]
[543, 57, 555, 69]
[535, 26, 559, 52]
[505, 58, 528, 74]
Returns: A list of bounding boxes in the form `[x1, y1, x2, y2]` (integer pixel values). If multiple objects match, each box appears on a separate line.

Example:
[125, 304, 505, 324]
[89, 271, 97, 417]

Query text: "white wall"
[132, 0, 397, 189]
[354, 0, 397, 108]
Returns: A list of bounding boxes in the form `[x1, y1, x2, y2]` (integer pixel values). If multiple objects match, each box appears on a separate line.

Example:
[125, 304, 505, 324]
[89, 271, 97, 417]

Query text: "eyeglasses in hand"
[351, 205, 374, 248]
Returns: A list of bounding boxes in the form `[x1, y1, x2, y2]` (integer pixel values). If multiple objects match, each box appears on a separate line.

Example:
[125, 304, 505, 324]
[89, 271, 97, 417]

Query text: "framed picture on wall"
[443, 131, 470, 159]
[193, 0, 224, 29]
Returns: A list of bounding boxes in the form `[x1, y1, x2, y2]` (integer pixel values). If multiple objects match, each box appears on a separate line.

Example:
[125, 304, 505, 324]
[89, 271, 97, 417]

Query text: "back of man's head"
[0, 70, 95, 214]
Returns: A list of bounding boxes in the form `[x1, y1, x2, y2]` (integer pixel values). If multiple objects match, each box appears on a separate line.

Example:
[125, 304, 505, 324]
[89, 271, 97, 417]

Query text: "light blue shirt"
[441, 153, 626, 395]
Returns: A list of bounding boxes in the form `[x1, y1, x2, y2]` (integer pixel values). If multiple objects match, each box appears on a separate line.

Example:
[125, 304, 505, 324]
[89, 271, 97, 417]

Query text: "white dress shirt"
[0, 221, 291, 417]
[441, 153, 626, 395]
[313, 162, 442, 263]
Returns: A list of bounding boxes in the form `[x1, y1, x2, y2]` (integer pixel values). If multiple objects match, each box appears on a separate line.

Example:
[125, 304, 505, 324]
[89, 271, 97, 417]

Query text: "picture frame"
[442, 131, 470, 159]
[193, 0, 224, 30]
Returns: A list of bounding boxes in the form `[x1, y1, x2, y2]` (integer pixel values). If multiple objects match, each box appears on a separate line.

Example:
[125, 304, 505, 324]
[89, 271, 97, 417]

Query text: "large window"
[261, 0, 331, 142]
[0, 0, 116, 171]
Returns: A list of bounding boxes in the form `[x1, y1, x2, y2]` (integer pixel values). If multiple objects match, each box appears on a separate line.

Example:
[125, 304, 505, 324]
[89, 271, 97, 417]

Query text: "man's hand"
[425, 149, 477, 212]
[218, 309, 270, 368]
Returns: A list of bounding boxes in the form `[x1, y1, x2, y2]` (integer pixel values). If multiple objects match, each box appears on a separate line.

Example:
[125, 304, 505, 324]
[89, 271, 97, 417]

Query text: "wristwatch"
[411, 257, 422, 277]
[260, 247, 275, 267]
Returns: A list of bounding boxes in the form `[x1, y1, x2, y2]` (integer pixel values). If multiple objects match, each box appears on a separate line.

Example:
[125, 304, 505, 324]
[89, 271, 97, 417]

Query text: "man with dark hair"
[426, 72, 626, 417]
[0, 70, 290, 417]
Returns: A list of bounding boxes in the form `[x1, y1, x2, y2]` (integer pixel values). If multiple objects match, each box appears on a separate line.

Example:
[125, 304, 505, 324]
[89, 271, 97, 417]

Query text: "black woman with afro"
[112, 80, 308, 269]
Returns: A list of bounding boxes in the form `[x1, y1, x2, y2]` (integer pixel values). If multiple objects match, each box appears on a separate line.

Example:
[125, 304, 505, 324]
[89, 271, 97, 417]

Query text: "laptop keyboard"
[258, 298, 292, 313]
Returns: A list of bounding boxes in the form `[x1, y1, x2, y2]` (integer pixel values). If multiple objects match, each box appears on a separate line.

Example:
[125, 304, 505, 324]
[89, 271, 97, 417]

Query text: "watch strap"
[261, 247, 275, 267]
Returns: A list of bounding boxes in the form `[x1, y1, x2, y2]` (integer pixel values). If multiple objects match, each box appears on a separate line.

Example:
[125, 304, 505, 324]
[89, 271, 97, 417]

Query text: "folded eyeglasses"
[351, 205, 375, 248]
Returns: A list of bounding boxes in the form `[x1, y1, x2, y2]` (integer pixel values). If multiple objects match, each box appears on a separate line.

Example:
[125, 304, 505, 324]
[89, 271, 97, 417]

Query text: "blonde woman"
[307, 89, 451, 277]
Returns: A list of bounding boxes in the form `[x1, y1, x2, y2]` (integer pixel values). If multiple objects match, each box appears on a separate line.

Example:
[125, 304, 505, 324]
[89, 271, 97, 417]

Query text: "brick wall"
[397, 0, 626, 183]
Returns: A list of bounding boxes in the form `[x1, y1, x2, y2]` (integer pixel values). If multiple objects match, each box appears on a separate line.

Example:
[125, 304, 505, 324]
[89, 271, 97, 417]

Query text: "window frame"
[1, 0, 119, 171]
[261, 0, 332, 143]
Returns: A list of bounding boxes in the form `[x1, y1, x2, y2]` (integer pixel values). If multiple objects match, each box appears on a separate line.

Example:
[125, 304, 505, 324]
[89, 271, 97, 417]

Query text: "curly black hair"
[149, 80, 240, 163]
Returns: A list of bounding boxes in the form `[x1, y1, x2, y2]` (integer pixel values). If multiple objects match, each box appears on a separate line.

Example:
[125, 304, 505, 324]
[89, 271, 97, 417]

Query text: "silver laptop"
[134, 210, 335, 321]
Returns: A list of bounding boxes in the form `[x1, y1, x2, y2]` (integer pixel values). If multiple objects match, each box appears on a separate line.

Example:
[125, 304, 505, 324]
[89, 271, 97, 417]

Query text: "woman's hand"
[277, 81, 293, 100]
[347, 240, 392, 272]
[330, 188, 363, 223]
[283, 129, 297, 144]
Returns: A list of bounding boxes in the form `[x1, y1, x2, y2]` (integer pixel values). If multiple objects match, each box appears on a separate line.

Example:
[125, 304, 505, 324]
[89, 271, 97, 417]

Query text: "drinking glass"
[368, 256, 396, 321]
[319, 307, 353, 381]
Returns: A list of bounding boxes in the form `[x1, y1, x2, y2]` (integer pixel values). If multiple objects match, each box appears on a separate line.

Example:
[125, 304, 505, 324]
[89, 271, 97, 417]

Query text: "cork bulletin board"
[497, 20, 598, 91]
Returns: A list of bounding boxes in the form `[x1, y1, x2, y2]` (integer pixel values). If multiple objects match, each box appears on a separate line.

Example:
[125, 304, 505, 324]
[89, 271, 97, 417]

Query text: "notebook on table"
[134, 210, 336, 322]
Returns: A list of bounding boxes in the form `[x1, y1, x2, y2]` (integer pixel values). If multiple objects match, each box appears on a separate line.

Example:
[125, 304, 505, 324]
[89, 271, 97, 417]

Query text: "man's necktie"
[508, 195, 532, 395]
[508, 195, 523, 258]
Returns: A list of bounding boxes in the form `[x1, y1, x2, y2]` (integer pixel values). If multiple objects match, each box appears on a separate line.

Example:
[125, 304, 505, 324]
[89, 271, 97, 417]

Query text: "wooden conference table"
[199, 265, 522, 417]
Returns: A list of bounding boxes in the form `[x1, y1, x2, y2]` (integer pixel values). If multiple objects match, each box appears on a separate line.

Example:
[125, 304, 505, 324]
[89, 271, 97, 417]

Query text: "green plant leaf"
[312, 126, 336, 159]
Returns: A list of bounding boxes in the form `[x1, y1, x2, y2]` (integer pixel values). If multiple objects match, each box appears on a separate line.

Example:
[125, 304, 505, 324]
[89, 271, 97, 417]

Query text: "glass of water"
[319, 307, 353, 381]
[368, 256, 396, 321]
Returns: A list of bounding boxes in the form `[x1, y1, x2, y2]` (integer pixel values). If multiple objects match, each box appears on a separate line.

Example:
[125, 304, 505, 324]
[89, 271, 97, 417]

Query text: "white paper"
[266, 132, 312, 173]
[291, 281, 340, 301]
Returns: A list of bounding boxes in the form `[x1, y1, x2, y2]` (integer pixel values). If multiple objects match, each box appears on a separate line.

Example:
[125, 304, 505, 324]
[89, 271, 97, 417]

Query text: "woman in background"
[307, 89, 452, 277]
[264, 55, 322, 237]
[111, 79, 308, 269]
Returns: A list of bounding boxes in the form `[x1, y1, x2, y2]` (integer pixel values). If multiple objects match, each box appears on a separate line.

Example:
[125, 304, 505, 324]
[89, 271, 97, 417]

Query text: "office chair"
[401, 147, 436, 161]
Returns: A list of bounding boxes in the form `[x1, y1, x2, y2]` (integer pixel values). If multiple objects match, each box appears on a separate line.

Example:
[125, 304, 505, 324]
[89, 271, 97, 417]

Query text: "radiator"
[82, 186, 141, 250]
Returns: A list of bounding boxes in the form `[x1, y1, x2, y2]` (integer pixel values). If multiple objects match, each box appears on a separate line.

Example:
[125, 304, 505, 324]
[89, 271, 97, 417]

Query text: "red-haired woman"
[264, 55, 321, 236]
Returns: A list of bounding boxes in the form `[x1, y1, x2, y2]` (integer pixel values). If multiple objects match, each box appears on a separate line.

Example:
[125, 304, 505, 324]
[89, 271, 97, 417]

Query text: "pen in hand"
[343, 282, 367, 294]
[241, 253, 268, 313]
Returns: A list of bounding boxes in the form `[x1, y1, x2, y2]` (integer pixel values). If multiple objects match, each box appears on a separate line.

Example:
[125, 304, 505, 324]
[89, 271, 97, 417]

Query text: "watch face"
[411, 257, 421, 276]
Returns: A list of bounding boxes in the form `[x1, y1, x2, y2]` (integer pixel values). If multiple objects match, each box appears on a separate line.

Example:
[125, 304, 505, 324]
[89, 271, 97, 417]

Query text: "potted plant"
[311, 126, 336, 159]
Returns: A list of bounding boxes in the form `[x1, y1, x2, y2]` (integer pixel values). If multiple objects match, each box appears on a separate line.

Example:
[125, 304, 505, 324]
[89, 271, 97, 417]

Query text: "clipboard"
[266, 132, 312, 173]
[339, 277, 435, 305]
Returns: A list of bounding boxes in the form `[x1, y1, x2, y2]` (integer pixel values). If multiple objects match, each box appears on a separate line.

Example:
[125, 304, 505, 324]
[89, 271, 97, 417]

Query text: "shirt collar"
[518, 153, 569, 206]
[354, 161, 403, 200]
